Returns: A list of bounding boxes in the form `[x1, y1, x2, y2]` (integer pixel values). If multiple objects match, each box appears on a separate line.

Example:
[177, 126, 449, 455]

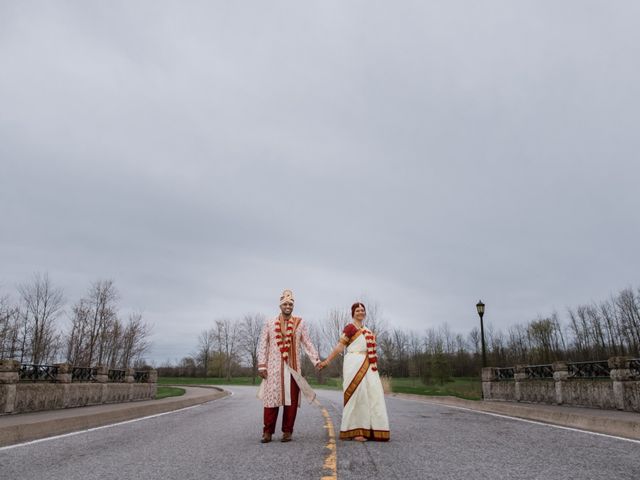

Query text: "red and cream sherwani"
[257, 315, 320, 434]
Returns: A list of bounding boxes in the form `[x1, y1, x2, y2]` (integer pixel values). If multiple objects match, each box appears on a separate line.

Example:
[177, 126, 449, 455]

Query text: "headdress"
[280, 289, 294, 305]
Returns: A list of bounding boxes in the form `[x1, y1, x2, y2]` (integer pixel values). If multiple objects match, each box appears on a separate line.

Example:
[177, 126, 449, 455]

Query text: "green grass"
[390, 377, 482, 400]
[158, 375, 481, 399]
[158, 376, 258, 386]
[307, 376, 342, 390]
[155, 386, 186, 400]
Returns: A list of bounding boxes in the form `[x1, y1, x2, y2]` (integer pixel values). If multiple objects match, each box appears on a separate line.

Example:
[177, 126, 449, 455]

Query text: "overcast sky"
[1, 1, 639, 363]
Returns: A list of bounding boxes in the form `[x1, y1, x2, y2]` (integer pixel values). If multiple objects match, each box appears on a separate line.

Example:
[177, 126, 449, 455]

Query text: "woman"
[318, 302, 390, 442]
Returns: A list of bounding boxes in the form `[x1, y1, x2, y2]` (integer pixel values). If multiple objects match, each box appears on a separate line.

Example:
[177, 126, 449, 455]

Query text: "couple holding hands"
[257, 289, 390, 443]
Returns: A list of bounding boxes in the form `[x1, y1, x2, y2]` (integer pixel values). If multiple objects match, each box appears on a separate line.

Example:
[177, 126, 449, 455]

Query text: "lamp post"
[476, 300, 487, 369]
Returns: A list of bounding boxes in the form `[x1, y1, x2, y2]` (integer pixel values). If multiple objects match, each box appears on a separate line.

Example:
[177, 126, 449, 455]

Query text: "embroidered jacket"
[257, 316, 320, 408]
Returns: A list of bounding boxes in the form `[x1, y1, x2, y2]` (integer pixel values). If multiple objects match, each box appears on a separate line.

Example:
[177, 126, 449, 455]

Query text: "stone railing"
[0, 360, 157, 415]
[482, 356, 640, 412]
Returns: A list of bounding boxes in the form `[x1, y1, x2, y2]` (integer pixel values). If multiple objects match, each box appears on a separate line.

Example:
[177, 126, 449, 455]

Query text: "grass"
[155, 386, 186, 400]
[307, 376, 341, 390]
[390, 377, 482, 400]
[158, 377, 260, 386]
[158, 375, 482, 399]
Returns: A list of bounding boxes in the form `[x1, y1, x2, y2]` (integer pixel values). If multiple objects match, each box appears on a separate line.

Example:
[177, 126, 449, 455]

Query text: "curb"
[390, 393, 640, 440]
[0, 386, 230, 447]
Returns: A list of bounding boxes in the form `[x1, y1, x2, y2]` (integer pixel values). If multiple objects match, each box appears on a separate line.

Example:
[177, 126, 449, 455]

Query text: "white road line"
[0, 393, 233, 452]
[393, 396, 640, 445]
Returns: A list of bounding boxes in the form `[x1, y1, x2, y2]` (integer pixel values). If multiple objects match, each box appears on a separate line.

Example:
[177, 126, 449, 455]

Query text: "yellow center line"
[320, 406, 337, 480]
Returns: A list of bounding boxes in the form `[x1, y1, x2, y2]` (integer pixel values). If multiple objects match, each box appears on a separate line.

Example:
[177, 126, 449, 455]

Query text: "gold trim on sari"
[347, 328, 364, 345]
[343, 355, 370, 406]
[339, 428, 390, 441]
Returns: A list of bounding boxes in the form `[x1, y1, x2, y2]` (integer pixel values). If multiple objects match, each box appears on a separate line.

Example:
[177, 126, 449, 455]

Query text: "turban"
[280, 289, 295, 305]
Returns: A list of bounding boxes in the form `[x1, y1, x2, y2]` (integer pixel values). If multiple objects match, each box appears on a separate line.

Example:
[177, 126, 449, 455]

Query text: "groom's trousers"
[263, 377, 300, 434]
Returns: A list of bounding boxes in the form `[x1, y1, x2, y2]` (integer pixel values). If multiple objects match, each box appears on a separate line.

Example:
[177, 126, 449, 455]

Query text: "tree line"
[159, 286, 640, 383]
[0, 273, 151, 369]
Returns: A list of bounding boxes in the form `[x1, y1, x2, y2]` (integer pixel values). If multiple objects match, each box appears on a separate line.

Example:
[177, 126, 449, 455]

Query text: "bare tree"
[0, 295, 21, 360]
[196, 328, 216, 377]
[219, 318, 239, 381]
[119, 313, 151, 368]
[361, 301, 388, 338]
[303, 319, 326, 382]
[319, 308, 350, 377]
[240, 313, 265, 384]
[64, 281, 150, 369]
[468, 327, 480, 357]
[617, 288, 640, 354]
[391, 328, 410, 377]
[17, 273, 64, 364]
[66, 299, 91, 365]
[86, 280, 118, 366]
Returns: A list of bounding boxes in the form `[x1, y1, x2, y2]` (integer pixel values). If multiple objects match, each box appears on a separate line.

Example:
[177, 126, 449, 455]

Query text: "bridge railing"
[15, 363, 156, 384]
[0, 360, 157, 415]
[567, 360, 611, 379]
[524, 364, 554, 379]
[493, 367, 515, 380]
[19, 364, 59, 382]
[72, 366, 97, 382]
[483, 356, 640, 413]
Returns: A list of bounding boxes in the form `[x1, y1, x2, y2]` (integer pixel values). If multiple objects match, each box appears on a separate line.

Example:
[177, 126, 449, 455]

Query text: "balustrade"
[0, 360, 157, 415]
[482, 356, 640, 412]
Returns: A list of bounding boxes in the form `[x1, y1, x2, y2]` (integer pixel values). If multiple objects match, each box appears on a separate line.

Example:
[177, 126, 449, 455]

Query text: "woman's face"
[353, 306, 366, 322]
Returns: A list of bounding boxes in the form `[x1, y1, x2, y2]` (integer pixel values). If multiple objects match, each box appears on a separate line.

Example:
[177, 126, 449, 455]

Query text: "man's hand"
[316, 360, 328, 370]
[258, 370, 268, 379]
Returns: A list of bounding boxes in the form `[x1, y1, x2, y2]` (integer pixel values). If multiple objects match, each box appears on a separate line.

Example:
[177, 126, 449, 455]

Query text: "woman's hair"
[351, 302, 366, 318]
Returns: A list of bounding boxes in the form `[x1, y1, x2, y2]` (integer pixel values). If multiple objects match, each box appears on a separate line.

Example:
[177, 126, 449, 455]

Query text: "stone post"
[514, 365, 527, 402]
[54, 363, 72, 408]
[126, 368, 135, 401]
[609, 356, 631, 411]
[481, 367, 495, 400]
[95, 365, 108, 404]
[148, 369, 158, 400]
[0, 360, 20, 414]
[552, 361, 569, 405]
[95, 365, 108, 383]
[54, 363, 72, 383]
[147, 369, 158, 384]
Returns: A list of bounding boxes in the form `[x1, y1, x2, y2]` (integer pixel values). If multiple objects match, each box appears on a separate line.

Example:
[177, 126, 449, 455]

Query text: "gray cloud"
[2, 1, 639, 362]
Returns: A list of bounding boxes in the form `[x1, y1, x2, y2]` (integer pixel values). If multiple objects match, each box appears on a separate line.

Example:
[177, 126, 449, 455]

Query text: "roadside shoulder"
[389, 393, 640, 440]
[0, 386, 230, 448]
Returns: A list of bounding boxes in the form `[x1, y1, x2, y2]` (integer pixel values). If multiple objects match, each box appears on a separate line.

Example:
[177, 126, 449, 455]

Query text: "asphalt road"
[1, 386, 639, 480]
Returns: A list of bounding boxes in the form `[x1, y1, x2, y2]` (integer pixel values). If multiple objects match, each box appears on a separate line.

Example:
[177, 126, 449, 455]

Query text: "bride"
[318, 302, 390, 441]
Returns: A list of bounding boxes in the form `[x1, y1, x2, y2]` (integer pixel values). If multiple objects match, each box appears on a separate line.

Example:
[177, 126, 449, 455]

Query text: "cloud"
[1, 1, 639, 362]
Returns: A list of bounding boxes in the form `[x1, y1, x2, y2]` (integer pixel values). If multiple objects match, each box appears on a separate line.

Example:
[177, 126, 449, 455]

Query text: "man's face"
[280, 301, 294, 316]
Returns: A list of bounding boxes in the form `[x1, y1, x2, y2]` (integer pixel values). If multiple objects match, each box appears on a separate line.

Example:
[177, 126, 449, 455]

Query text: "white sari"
[340, 328, 390, 441]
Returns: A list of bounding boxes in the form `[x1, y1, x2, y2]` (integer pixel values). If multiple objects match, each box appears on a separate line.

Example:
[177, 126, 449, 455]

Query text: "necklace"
[363, 327, 378, 372]
[274, 316, 295, 361]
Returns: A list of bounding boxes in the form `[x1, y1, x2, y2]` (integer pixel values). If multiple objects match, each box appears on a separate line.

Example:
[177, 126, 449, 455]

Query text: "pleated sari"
[340, 326, 390, 441]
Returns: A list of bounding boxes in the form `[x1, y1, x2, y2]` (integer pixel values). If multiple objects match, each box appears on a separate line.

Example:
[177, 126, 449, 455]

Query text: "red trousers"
[263, 378, 300, 434]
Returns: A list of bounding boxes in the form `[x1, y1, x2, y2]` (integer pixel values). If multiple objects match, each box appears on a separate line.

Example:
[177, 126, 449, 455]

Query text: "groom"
[257, 289, 320, 443]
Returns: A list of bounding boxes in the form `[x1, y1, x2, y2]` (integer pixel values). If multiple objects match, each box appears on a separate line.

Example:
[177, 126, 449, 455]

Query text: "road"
[1, 386, 639, 479]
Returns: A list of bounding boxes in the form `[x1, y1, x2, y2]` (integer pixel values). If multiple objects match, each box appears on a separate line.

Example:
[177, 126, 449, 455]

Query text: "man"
[257, 289, 320, 443]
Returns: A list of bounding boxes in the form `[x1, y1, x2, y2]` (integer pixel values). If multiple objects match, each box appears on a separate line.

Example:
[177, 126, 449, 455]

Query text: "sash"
[343, 354, 370, 406]
[256, 367, 319, 406]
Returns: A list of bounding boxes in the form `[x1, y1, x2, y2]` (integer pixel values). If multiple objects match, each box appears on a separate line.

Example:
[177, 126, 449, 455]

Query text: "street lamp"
[476, 300, 487, 369]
